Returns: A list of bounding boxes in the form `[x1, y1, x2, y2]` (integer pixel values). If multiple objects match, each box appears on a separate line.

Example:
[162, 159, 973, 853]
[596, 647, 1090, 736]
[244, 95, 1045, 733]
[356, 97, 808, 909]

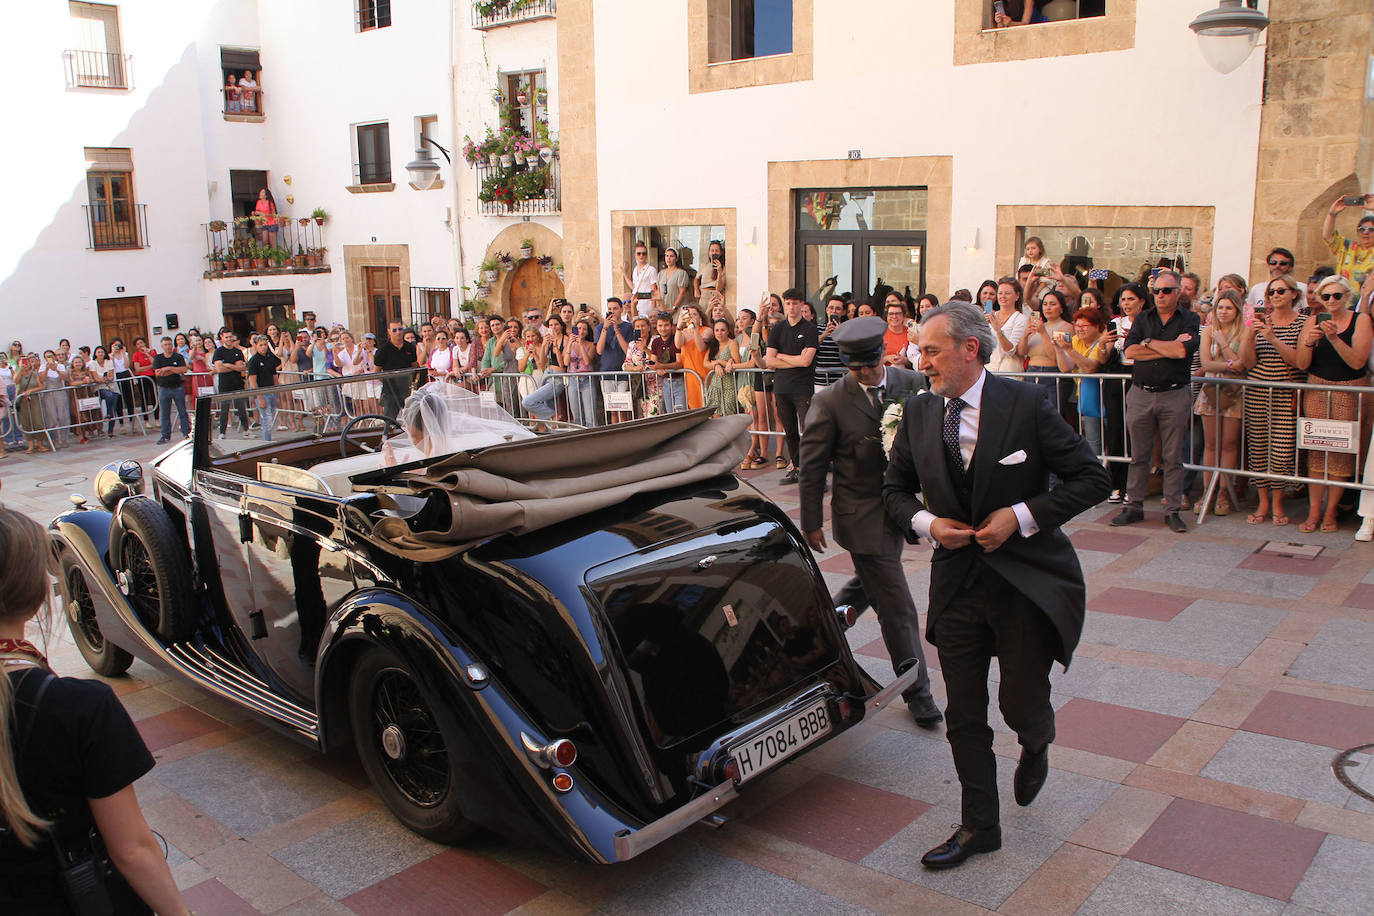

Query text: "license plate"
[729, 700, 832, 784]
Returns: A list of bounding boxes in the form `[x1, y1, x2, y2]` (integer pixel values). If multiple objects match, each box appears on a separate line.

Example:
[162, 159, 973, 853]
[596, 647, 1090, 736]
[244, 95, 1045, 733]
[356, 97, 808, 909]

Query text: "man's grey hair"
[920, 301, 994, 365]
[1154, 268, 1181, 286]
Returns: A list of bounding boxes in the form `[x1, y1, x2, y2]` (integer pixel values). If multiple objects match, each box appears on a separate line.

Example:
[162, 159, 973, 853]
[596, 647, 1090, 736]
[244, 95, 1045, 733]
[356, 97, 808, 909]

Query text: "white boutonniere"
[881, 401, 904, 459]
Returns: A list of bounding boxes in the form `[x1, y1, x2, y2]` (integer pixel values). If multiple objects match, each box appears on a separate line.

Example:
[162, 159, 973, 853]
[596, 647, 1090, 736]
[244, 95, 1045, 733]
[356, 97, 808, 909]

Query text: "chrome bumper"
[611, 662, 922, 861]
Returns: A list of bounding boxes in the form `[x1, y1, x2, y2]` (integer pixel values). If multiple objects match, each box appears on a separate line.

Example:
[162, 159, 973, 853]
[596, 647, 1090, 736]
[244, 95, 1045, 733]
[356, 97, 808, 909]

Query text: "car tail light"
[722, 758, 741, 783]
[551, 773, 574, 793]
[835, 605, 859, 629]
[548, 738, 577, 768]
[837, 699, 854, 722]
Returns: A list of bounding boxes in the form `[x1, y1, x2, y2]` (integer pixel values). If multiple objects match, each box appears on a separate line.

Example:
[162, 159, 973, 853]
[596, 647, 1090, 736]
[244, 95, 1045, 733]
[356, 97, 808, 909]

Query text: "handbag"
[736, 383, 755, 412]
[1201, 376, 1241, 411]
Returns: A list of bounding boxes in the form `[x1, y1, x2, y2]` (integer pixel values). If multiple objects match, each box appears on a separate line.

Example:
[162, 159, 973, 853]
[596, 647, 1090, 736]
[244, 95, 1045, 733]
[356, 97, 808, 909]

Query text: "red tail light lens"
[837, 699, 854, 722]
[549, 738, 577, 768]
[551, 773, 574, 793]
[722, 758, 741, 783]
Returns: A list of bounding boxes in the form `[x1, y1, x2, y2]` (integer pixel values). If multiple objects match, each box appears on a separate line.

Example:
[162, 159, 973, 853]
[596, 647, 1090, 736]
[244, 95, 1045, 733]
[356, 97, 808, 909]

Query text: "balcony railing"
[63, 49, 132, 89]
[410, 287, 454, 327]
[83, 203, 148, 250]
[352, 161, 392, 187]
[203, 217, 329, 277]
[224, 86, 263, 117]
[475, 156, 560, 216]
[472, 0, 555, 29]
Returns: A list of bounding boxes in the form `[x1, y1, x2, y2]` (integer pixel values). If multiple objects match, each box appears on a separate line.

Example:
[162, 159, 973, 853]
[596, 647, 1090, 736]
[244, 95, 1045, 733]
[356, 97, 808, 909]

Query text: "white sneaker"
[1357, 517, 1374, 543]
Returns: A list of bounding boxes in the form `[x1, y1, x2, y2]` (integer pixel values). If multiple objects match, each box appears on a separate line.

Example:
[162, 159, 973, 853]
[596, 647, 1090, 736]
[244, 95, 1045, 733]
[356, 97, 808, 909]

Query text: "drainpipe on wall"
[448, 0, 466, 310]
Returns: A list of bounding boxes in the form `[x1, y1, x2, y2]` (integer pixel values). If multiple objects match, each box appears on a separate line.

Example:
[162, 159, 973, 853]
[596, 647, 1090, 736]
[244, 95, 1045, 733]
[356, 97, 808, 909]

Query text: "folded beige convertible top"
[365, 409, 751, 559]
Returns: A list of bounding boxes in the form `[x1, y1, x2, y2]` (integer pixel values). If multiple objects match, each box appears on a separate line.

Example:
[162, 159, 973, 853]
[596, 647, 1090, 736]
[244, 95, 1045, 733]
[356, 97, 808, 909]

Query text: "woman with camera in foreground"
[0, 507, 187, 915]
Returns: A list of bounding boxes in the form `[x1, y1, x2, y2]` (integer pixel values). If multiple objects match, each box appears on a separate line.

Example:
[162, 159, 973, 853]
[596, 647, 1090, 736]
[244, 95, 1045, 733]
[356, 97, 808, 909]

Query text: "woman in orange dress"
[674, 304, 710, 409]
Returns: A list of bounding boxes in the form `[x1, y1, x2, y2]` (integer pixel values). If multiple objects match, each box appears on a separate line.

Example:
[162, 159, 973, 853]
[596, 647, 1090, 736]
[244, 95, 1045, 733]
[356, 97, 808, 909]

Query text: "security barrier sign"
[1298, 418, 1358, 453]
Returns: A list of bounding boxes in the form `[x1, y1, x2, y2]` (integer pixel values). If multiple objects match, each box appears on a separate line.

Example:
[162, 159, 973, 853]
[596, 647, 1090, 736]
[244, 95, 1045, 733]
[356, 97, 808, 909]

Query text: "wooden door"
[364, 266, 402, 336]
[507, 259, 564, 318]
[96, 296, 147, 347]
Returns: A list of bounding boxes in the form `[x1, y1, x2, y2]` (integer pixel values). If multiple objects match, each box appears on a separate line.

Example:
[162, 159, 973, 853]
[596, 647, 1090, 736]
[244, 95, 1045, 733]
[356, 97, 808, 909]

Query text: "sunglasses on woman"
[1267, 287, 1294, 296]
[1319, 292, 1346, 302]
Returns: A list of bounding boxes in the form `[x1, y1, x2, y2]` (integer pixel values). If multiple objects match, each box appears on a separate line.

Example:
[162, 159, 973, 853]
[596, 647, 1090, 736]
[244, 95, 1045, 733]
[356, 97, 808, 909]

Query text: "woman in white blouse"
[987, 277, 1029, 373]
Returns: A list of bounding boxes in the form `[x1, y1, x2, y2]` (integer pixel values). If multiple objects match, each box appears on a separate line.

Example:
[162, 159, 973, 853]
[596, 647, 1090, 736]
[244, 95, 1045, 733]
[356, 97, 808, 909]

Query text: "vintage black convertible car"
[50, 373, 917, 863]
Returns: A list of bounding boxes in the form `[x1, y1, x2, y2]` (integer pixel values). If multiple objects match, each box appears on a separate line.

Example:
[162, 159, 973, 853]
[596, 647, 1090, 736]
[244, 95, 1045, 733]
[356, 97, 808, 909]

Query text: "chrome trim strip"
[170, 644, 317, 731]
[613, 780, 740, 862]
[865, 662, 921, 714]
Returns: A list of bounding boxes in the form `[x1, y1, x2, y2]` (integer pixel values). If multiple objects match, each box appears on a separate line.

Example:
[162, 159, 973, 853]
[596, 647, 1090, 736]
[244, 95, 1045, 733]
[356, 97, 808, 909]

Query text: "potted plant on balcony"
[480, 256, 500, 283]
[537, 255, 553, 272]
[519, 238, 534, 259]
[294, 243, 307, 267]
[311, 207, 328, 226]
[251, 242, 268, 269]
[207, 248, 226, 272]
[496, 251, 514, 272]
[208, 219, 228, 234]
[535, 87, 548, 107]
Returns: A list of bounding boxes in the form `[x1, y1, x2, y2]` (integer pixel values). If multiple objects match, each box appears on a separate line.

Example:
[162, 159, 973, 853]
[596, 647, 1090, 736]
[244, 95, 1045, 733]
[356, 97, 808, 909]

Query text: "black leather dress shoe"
[907, 696, 944, 729]
[1165, 511, 1188, 534]
[1110, 507, 1145, 527]
[1013, 745, 1049, 806]
[920, 825, 1002, 869]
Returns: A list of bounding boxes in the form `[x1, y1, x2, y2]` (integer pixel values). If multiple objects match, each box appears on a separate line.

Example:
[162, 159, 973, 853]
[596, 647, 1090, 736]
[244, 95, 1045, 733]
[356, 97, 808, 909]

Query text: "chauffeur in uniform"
[798, 316, 942, 727]
[883, 302, 1109, 869]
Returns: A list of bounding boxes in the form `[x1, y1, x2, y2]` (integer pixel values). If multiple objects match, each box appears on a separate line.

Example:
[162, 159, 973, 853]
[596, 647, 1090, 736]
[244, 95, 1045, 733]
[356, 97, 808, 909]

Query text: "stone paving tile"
[1339, 582, 1374, 609]
[343, 847, 549, 916]
[1075, 549, 1120, 575]
[1068, 785, 1173, 856]
[1201, 731, 1352, 807]
[1078, 859, 1286, 916]
[1052, 698, 1186, 764]
[1049, 656, 1220, 718]
[997, 842, 1117, 916]
[1127, 539, 1257, 578]
[1086, 586, 1195, 622]
[1238, 552, 1340, 576]
[135, 705, 228, 753]
[825, 727, 961, 807]
[196, 836, 321, 912]
[272, 810, 446, 899]
[1070, 529, 1148, 554]
[1081, 599, 1288, 668]
[598, 845, 874, 915]
[1287, 617, 1374, 691]
[181, 878, 261, 915]
[860, 804, 1061, 911]
[1289, 834, 1374, 915]
[1239, 690, 1374, 750]
[1127, 798, 1326, 901]
[1215, 567, 1320, 600]
[746, 772, 930, 862]
[991, 761, 1117, 842]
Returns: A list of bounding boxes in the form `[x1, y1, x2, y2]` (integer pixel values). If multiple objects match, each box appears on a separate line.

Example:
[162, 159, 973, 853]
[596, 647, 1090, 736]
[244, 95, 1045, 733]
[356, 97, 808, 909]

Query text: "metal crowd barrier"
[6, 376, 159, 451]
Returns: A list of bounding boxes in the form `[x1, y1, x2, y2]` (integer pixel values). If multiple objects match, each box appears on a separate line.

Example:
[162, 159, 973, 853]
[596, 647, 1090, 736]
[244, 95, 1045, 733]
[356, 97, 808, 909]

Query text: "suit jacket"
[799, 366, 925, 556]
[881, 372, 1110, 664]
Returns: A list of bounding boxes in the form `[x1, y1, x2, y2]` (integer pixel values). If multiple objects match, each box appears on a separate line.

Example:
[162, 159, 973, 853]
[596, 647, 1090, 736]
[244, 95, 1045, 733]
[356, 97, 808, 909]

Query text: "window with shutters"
[83, 148, 147, 250]
[352, 122, 393, 189]
[64, 2, 131, 89]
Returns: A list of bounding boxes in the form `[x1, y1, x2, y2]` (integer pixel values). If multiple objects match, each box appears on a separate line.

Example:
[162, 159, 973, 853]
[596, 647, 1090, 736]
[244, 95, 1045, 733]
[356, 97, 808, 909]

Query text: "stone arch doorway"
[508, 258, 565, 318]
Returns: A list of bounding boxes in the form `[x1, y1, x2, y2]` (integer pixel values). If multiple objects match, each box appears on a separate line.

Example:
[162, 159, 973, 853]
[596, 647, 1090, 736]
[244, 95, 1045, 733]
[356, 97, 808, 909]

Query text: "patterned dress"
[1243, 318, 1304, 491]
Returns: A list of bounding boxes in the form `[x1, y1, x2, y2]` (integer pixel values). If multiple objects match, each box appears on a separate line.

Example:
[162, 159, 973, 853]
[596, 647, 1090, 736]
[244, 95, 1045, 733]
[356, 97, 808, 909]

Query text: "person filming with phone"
[1322, 193, 1374, 286]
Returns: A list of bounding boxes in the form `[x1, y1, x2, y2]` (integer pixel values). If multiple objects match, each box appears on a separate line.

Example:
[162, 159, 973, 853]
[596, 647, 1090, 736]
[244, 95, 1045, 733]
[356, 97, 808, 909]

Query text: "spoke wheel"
[349, 647, 478, 843]
[121, 532, 162, 633]
[115, 497, 196, 642]
[61, 551, 133, 677]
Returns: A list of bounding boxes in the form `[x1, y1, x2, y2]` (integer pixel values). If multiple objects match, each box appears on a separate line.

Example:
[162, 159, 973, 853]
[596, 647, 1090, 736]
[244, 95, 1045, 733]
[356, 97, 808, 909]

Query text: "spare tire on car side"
[116, 497, 197, 643]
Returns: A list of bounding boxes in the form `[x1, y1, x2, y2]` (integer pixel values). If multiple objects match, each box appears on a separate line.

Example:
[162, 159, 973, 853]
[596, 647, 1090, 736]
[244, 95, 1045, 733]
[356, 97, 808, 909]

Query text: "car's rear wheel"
[349, 646, 478, 844]
[61, 551, 133, 677]
[117, 498, 196, 643]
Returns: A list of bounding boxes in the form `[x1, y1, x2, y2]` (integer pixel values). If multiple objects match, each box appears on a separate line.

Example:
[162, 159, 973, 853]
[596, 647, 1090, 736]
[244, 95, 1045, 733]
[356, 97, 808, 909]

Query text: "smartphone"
[993, 0, 1006, 18]
[1080, 293, 1094, 309]
[1088, 268, 1109, 281]
[1032, 266, 1050, 277]
[1150, 267, 1163, 279]
[1253, 304, 1268, 321]
[1317, 311, 1332, 324]
[1342, 195, 1368, 207]
[578, 303, 588, 313]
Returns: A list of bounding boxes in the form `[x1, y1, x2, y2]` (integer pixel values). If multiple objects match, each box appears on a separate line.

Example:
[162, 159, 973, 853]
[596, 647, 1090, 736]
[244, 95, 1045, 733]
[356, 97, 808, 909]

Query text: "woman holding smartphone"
[987, 277, 1030, 373]
[1193, 291, 1247, 517]
[1291, 276, 1372, 533]
[695, 240, 726, 307]
[1018, 289, 1074, 416]
[1239, 275, 1306, 525]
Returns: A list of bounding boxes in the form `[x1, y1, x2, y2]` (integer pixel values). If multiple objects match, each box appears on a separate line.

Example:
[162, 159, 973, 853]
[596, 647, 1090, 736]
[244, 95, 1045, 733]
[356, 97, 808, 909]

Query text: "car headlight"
[93, 460, 144, 510]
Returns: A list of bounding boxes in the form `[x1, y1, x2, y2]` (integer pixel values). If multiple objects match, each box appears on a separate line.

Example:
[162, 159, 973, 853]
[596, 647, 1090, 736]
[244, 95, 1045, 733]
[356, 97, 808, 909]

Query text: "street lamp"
[405, 136, 451, 190]
[1189, 0, 1270, 75]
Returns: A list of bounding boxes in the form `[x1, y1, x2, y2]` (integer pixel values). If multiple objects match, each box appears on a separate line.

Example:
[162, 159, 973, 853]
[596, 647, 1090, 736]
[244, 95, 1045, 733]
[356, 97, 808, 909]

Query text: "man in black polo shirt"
[152, 336, 190, 443]
[212, 328, 251, 437]
[766, 287, 820, 484]
[1112, 270, 1200, 533]
[373, 320, 418, 418]
[246, 334, 282, 442]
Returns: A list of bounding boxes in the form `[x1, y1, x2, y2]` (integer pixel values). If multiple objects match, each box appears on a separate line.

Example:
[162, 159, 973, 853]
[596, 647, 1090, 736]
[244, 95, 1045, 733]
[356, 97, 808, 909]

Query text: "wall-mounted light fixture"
[1188, 0, 1270, 75]
[966, 228, 980, 253]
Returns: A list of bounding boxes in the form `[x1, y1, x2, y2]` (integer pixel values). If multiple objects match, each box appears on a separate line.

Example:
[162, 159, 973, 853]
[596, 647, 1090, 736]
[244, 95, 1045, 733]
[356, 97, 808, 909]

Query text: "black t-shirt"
[246, 350, 282, 388]
[212, 346, 246, 391]
[767, 318, 820, 395]
[151, 351, 186, 389]
[1, 669, 155, 911]
[373, 339, 417, 373]
[1123, 307, 1201, 390]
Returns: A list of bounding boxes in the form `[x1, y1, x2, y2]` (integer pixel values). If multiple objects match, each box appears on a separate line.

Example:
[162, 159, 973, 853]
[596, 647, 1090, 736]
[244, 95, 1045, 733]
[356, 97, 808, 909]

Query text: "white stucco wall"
[589, 0, 1266, 300]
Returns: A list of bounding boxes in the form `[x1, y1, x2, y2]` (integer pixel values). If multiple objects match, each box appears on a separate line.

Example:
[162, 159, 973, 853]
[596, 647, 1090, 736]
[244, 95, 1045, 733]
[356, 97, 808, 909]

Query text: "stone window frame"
[687, 0, 814, 95]
[767, 157, 953, 301]
[610, 208, 736, 308]
[953, 0, 1136, 66]
[994, 205, 1215, 285]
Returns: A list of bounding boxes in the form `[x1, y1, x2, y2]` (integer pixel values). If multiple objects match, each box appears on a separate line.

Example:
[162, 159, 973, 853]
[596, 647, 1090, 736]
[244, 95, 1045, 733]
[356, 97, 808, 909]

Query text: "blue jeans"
[1081, 416, 1104, 459]
[662, 375, 687, 412]
[157, 386, 190, 440]
[3, 384, 21, 446]
[98, 389, 122, 434]
[257, 393, 277, 441]
[521, 369, 565, 420]
[566, 373, 599, 426]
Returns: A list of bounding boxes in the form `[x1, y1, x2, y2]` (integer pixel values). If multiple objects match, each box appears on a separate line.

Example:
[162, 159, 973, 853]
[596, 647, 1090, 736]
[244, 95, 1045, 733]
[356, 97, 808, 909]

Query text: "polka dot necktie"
[944, 397, 966, 474]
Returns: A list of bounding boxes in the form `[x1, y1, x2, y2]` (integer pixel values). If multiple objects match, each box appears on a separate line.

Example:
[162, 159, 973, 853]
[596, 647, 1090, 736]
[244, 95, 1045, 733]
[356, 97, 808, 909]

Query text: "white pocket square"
[999, 450, 1028, 466]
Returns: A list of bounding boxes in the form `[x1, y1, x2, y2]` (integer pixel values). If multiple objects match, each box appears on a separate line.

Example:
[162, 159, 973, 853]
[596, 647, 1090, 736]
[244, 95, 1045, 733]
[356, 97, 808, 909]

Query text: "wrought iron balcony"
[202, 217, 330, 278]
[475, 156, 560, 216]
[472, 0, 555, 30]
[63, 49, 132, 89]
[83, 203, 148, 250]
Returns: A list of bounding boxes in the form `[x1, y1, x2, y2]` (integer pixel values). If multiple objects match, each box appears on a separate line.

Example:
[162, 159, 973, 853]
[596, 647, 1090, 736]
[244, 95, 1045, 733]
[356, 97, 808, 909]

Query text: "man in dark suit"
[882, 302, 1110, 869]
[798, 317, 942, 727]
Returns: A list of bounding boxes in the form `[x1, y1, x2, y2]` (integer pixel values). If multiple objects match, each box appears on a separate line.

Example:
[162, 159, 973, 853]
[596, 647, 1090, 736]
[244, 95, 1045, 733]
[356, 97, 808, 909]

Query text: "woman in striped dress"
[1238, 275, 1306, 525]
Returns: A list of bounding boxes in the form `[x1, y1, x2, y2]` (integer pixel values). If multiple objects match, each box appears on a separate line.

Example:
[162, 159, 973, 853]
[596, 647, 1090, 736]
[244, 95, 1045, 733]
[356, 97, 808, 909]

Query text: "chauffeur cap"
[830, 316, 889, 367]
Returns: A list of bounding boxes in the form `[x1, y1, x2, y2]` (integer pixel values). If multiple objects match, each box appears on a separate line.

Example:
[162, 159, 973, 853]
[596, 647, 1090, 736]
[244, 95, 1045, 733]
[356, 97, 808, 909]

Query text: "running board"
[168, 643, 319, 737]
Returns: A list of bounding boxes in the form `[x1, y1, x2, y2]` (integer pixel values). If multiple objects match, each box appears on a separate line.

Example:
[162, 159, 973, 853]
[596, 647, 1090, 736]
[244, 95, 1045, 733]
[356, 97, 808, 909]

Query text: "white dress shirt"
[859, 366, 892, 403]
[912, 370, 1040, 541]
